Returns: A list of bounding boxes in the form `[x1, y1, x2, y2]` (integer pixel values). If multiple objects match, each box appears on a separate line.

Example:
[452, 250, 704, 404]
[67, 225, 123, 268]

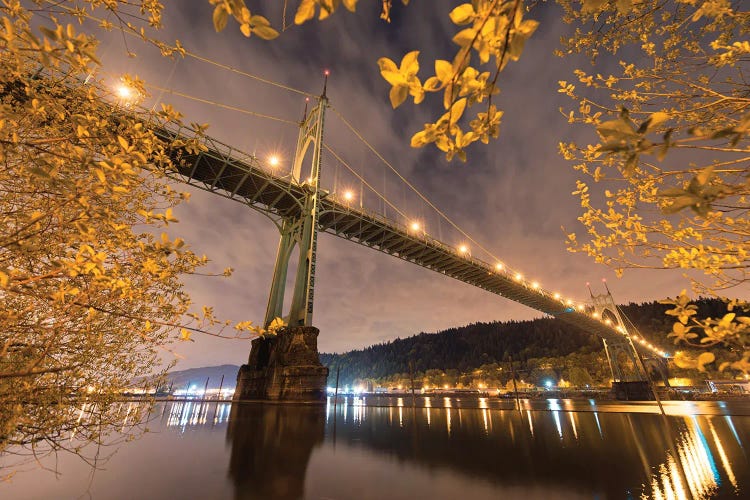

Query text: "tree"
[554, 0, 749, 374]
[0, 0, 261, 456]
[568, 367, 593, 388]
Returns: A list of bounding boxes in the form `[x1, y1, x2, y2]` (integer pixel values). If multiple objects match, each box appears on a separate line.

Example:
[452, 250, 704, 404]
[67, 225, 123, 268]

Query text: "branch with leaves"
[557, 0, 749, 374]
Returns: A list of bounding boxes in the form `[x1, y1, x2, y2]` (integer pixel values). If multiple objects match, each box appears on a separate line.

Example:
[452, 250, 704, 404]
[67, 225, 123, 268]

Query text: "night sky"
[93, 1, 694, 368]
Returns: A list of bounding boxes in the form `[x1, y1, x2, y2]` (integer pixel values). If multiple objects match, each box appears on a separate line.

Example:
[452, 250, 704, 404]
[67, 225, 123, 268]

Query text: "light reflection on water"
[165, 401, 232, 429]
[1, 397, 749, 499]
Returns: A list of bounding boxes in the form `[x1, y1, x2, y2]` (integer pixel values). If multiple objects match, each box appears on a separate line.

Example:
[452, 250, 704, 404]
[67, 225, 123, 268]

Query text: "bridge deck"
[156, 124, 635, 345]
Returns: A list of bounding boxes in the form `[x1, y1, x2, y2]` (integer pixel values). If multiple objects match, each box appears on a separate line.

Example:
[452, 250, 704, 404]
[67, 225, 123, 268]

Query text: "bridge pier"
[233, 326, 328, 402]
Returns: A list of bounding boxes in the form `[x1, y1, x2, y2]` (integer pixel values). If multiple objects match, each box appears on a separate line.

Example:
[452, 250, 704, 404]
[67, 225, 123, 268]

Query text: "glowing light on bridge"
[514, 272, 523, 281]
[458, 244, 469, 254]
[115, 83, 133, 100]
[495, 263, 504, 271]
[410, 221, 421, 232]
[531, 281, 540, 290]
[343, 190, 354, 201]
[267, 154, 281, 167]
[553, 292, 561, 300]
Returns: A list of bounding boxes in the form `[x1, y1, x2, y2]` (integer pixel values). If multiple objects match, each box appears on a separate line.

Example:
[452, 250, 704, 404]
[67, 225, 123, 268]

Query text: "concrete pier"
[612, 381, 654, 401]
[233, 326, 328, 402]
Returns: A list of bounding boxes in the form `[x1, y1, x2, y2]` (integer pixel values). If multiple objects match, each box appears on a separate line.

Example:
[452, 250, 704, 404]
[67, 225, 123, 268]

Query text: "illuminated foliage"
[555, 0, 749, 373]
[375, 0, 535, 162]
[0, 0, 259, 454]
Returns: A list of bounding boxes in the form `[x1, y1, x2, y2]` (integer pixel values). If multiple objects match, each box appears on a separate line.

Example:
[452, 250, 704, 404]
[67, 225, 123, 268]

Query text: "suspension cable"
[324, 145, 409, 221]
[330, 105, 502, 263]
[143, 82, 299, 125]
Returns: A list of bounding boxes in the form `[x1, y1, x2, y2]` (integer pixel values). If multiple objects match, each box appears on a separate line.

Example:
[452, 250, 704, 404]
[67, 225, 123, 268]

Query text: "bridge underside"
[157, 123, 639, 348]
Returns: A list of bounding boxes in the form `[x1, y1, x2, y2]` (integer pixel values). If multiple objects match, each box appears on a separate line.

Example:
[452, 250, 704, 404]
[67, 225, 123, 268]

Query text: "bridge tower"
[264, 89, 327, 329]
[587, 282, 663, 400]
[234, 79, 330, 402]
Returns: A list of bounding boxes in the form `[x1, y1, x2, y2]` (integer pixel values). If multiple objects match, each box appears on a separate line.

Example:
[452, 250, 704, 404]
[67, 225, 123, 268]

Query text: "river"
[1, 397, 749, 499]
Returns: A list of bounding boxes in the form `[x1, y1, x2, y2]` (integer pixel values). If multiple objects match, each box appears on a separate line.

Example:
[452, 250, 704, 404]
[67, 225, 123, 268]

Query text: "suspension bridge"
[40, 18, 670, 398]
[145, 86, 662, 345]
[136, 69, 670, 400]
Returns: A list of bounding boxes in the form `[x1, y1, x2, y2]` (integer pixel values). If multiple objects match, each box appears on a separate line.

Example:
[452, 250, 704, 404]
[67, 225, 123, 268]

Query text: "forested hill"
[319, 298, 728, 387]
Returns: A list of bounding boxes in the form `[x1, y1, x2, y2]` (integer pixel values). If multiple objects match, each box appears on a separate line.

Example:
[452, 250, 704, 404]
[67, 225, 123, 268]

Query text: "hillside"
[320, 298, 728, 387]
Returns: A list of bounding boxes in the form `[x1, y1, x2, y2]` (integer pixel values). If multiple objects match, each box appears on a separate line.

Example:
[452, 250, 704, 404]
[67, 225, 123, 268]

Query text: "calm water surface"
[2, 397, 749, 499]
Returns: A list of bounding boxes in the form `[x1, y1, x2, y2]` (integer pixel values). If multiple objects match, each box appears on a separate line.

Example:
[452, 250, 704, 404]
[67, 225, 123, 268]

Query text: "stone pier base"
[612, 381, 654, 401]
[233, 326, 328, 402]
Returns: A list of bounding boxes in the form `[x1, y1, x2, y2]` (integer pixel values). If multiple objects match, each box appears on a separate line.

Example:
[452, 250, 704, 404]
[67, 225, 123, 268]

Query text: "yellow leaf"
[449, 98, 467, 125]
[718, 313, 736, 328]
[240, 23, 251, 37]
[117, 135, 129, 150]
[400, 50, 420, 74]
[0, 271, 8, 287]
[452, 28, 476, 48]
[295, 0, 316, 24]
[389, 85, 408, 108]
[377, 57, 398, 73]
[424, 76, 441, 91]
[213, 6, 228, 32]
[435, 59, 452, 83]
[179, 328, 193, 342]
[253, 25, 279, 40]
[449, 4, 474, 25]
[696, 352, 715, 371]
[646, 111, 669, 131]
[381, 70, 405, 87]
[267, 317, 286, 334]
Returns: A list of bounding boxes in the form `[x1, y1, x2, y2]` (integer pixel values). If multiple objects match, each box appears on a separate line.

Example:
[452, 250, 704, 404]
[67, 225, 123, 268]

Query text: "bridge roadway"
[156, 123, 632, 345]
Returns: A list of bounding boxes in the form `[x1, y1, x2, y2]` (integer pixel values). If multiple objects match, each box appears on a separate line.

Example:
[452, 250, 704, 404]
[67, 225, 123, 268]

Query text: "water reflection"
[2, 399, 748, 499]
[643, 416, 740, 500]
[226, 403, 325, 500]
[154, 399, 750, 498]
[321, 399, 749, 499]
[165, 401, 232, 429]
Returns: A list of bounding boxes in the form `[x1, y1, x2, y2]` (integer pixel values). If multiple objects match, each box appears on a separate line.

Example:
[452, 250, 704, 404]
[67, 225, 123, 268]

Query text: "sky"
[91, 1, 699, 368]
